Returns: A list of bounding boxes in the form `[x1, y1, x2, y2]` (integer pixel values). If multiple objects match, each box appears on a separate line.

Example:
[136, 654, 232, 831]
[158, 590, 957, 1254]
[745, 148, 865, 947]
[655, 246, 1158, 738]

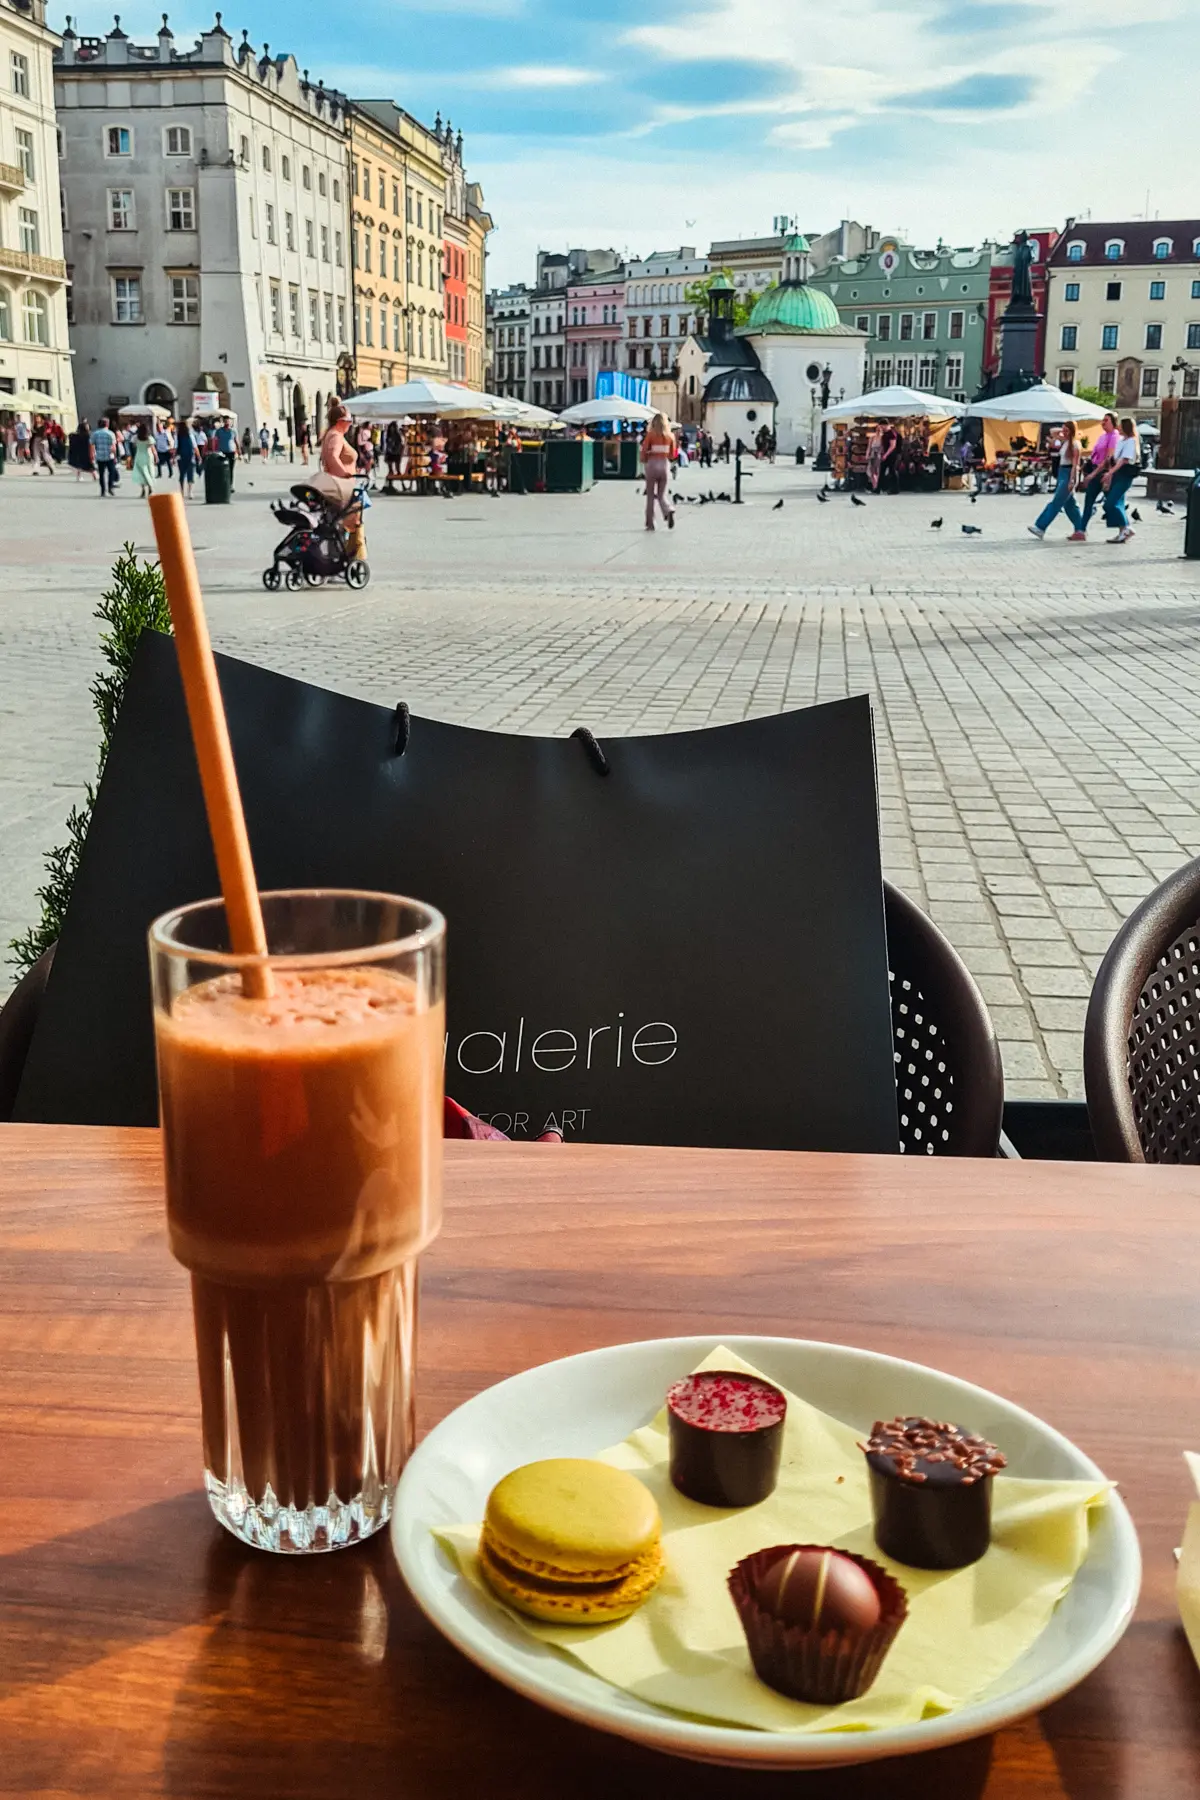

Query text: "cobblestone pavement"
[3, 453, 1199, 1098]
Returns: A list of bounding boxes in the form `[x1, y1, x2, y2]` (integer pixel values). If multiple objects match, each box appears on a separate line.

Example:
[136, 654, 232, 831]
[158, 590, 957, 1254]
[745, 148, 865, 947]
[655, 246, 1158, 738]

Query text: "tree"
[1076, 383, 1118, 412]
[9, 544, 173, 974]
[684, 268, 766, 332]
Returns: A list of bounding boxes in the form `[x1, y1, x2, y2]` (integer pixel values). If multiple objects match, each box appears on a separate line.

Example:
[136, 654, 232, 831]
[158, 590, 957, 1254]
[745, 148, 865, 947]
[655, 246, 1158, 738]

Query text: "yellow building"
[348, 100, 448, 391]
[465, 180, 492, 392]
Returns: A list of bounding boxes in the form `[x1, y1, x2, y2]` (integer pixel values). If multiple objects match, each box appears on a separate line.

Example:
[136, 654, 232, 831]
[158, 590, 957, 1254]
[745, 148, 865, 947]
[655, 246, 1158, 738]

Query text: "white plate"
[391, 1336, 1140, 1770]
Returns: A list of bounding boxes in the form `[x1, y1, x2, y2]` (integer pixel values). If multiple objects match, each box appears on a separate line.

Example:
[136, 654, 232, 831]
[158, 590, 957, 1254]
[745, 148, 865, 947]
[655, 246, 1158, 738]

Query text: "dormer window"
[1066, 240, 1084, 262]
[1153, 238, 1172, 259]
[1104, 239, 1123, 261]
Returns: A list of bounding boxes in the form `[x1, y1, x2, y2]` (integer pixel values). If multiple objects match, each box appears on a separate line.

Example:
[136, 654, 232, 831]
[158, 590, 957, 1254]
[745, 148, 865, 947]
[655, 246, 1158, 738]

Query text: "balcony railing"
[0, 247, 68, 281]
[0, 162, 25, 193]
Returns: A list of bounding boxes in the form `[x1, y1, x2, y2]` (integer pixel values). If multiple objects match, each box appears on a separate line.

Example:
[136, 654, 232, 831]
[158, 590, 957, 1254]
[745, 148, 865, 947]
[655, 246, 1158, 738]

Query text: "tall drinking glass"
[150, 890, 445, 1554]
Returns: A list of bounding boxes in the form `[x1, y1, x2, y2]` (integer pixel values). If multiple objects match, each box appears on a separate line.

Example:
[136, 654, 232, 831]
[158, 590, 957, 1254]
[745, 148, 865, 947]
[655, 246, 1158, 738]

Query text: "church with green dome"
[678, 234, 868, 455]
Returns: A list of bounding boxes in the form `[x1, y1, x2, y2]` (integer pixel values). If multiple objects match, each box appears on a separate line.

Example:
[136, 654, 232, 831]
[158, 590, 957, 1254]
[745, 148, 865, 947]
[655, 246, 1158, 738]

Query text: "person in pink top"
[1074, 412, 1119, 539]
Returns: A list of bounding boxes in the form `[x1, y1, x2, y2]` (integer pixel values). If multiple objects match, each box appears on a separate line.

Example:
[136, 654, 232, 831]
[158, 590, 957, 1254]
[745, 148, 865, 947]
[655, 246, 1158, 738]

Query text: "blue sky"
[69, 1, 1200, 286]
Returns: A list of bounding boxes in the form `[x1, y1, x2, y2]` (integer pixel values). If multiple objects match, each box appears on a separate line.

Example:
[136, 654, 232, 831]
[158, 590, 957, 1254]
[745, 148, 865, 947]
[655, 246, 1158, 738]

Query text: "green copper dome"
[748, 281, 841, 335]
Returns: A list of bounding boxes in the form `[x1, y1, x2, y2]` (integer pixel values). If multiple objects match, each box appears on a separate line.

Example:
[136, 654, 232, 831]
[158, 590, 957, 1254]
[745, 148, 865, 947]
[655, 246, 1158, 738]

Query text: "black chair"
[1085, 856, 1200, 1162]
[0, 894, 1003, 1154]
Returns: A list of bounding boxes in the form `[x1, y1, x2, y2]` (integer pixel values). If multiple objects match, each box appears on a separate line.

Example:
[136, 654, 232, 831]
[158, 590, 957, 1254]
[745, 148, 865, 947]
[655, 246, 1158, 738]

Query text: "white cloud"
[475, 64, 600, 90]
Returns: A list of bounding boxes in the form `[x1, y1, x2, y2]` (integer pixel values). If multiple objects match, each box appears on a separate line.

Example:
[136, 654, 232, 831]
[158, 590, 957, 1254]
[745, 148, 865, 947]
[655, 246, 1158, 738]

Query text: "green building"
[806, 236, 996, 405]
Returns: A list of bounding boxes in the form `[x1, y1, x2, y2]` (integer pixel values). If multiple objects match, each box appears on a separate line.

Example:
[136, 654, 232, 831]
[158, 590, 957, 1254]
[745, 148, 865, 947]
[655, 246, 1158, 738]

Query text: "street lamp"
[280, 373, 295, 463]
[812, 362, 833, 472]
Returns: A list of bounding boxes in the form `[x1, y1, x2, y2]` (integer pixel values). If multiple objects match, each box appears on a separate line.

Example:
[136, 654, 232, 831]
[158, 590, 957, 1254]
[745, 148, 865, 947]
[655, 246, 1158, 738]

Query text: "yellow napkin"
[434, 1347, 1109, 1734]
[1176, 1452, 1200, 1667]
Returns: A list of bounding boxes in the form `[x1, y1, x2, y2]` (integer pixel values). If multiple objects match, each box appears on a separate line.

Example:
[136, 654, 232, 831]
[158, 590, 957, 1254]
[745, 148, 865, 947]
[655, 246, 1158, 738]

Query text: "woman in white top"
[1101, 419, 1139, 543]
[640, 412, 677, 531]
[1028, 421, 1084, 541]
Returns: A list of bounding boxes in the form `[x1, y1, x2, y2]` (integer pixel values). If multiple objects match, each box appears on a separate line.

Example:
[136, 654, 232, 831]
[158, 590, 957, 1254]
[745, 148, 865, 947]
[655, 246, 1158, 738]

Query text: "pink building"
[565, 272, 626, 404]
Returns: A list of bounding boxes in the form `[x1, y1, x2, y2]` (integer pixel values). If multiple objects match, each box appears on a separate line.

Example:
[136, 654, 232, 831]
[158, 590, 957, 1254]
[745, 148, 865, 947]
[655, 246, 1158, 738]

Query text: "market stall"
[822, 388, 964, 492]
[965, 385, 1109, 490]
[349, 383, 558, 495]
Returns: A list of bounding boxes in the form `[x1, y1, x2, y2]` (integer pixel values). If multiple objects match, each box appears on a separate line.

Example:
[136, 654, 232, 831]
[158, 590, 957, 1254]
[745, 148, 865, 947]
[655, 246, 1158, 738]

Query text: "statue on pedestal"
[1010, 230, 1035, 311]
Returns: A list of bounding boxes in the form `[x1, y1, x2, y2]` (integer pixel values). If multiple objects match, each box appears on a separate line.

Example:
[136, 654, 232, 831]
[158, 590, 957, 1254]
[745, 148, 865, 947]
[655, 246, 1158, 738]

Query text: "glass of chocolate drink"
[150, 890, 445, 1554]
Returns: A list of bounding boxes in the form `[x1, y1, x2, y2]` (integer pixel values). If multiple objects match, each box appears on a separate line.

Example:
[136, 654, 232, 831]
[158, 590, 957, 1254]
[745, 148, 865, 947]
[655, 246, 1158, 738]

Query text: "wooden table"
[2, 1127, 1199, 1799]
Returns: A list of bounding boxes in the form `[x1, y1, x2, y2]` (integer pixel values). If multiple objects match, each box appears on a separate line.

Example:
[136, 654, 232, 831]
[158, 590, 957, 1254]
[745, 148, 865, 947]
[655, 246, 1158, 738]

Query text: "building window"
[392, 180, 400, 215]
[320, 223, 329, 263]
[335, 230, 343, 267]
[1185, 369, 1200, 397]
[393, 243, 400, 282]
[378, 172, 386, 208]
[853, 313, 869, 334]
[166, 188, 195, 232]
[393, 310, 401, 352]
[22, 289, 48, 345]
[1187, 323, 1200, 350]
[168, 274, 199, 323]
[111, 275, 142, 323]
[1101, 323, 1119, 350]
[164, 125, 191, 156]
[288, 285, 300, 336]
[1060, 324, 1078, 350]
[943, 353, 963, 390]
[917, 355, 937, 389]
[265, 203, 276, 245]
[949, 310, 964, 339]
[279, 154, 290, 183]
[305, 218, 315, 258]
[106, 189, 133, 231]
[1141, 367, 1160, 397]
[899, 313, 914, 340]
[1153, 238, 1171, 259]
[877, 313, 892, 341]
[318, 169, 327, 197]
[1098, 367, 1116, 391]
[872, 357, 893, 388]
[922, 312, 937, 340]
[337, 297, 346, 343]
[379, 236, 386, 274]
[365, 305, 374, 347]
[0, 286, 10, 339]
[1058, 367, 1075, 392]
[269, 281, 282, 333]
[1105, 280, 1122, 301]
[261, 144, 271, 173]
[333, 178, 340, 204]
[363, 234, 371, 273]
[15, 128, 33, 181]
[106, 125, 132, 157]
[285, 212, 295, 251]
[406, 246, 412, 281]
[417, 197, 423, 228]
[1066, 240, 1084, 262]
[1150, 279, 1166, 301]
[380, 304, 387, 346]
[1064, 282, 1080, 301]
[1104, 239, 1123, 260]
[309, 290, 320, 340]
[1145, 323, 1163, 350]
[239, 133, 249, 164]
[896, 355, 915, 386]
[11, 50, 30, 97]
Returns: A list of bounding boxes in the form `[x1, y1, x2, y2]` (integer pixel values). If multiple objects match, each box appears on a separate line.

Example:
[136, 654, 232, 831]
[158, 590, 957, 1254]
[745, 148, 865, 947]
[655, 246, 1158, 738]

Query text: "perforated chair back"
[1085, 856, 1200, 1162]
[883, 883, 1003, 1157]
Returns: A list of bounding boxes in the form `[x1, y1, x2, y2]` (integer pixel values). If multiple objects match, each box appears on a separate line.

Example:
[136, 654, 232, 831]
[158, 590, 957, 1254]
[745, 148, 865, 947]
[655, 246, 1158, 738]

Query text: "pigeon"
[851, 494, 866, 507]
[816, 490, 828, 503]
[1131, 507, 1142, 522]
[930, 518, 943, 529]
[772, 498, 784, 511]
[962, 523, 982, 535]
[970, 494, 978, 504]
[820, 483, 830, 495]
[1156, 500, 1174, 514]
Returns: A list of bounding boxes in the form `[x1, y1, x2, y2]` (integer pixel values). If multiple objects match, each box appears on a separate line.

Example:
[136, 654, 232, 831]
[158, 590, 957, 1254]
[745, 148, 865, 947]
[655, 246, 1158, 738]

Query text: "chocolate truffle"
[729, 1544, 907, 1705]
[862, 1416, 1006, 1570]
[667, 1370, 786, 1507]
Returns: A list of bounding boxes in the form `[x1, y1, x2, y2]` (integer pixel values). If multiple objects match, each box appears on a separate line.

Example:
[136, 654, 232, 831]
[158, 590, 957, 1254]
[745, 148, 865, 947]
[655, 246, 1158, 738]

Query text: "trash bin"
[203, 451, 231, 505]
[1185, 471, 1200, 558]
[795, 444, 806, 465]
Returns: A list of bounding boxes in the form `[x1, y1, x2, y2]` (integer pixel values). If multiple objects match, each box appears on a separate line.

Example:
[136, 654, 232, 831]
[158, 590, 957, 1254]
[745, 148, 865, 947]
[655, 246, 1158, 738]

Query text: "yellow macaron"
[479, 1458, 663, 1625]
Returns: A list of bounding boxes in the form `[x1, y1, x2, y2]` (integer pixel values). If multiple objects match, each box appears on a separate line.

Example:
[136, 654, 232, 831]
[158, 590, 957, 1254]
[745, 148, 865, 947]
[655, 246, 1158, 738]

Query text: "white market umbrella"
[4, 390, 65, 414]
[823, 385, 966, 420]
[481, 395, 560, 426]
[558, 395, 659, 425]
[351, 378, 483, 419]
[965, 382, 1107, 424]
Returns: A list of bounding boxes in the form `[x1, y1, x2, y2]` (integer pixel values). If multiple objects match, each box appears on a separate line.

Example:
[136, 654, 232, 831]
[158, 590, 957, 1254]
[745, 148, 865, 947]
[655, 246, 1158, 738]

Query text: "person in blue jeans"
[1076, 412, 1118, 536]
[89, 415, 117, 497]
[1102, 418, 1140, 543]
[1028, 421, 1084, 540]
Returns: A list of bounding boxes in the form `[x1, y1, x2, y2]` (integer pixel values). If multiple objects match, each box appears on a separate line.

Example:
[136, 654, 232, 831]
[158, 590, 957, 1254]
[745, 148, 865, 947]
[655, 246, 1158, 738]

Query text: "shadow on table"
[0, 1489, 228, 1702]
[1040, 1626, 1200, 1800]
[162, 1541, 997, 1799]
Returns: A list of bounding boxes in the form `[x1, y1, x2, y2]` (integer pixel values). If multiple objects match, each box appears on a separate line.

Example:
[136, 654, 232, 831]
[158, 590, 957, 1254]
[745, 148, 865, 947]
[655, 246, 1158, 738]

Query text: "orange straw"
[149, 492, 272, 999]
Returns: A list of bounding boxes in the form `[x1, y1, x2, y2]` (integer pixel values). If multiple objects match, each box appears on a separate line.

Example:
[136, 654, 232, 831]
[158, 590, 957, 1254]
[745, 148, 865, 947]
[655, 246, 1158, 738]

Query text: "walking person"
[30, 419, 56, 474]
[68, 418, 94, 482]
[640, 410, 676, 531]
[866, 425, 883, 492]
[214, 416, 238, 490]
[154, 420, 174, 479]
[131, 421, 156, 498]
[90, 415, 118, 497]
[314, 400, 367, 561]
[1075, 412, 1118, 538]
[879, 423, 900, 494]
[176, 418, 198, 500]
[14, 416, 29, 462]
[1102, 418, 1140, 544]
[259, 422, 271, 463]
[1028, 419, 1085, 540]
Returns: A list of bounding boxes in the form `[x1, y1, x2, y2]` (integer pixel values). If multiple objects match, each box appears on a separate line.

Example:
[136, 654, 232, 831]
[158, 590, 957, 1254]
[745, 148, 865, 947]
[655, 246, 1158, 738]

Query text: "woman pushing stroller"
[313, 400, 367, 562]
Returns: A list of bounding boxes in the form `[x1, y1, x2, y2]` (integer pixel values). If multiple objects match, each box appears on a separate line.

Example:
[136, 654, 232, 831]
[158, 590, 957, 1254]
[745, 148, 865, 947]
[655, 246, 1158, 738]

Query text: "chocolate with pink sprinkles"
[667, 1370, 786, 1507]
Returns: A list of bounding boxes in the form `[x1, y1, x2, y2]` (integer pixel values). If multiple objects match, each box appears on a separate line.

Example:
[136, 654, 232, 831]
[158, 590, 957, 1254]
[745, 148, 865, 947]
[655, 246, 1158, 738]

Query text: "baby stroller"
[262, 482, 370, 590]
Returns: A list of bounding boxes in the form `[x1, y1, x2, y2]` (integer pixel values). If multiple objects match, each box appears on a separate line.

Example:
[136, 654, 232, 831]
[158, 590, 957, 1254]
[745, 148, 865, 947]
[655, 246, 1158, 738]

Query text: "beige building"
[1045, 218, 1200, 423]
[0, 0, 75, 425]
[349, 100, 448, 389]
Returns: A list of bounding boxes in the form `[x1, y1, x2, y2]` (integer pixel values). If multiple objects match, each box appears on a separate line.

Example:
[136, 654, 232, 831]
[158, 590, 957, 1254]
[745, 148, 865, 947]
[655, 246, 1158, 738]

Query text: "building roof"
[1047, 220, 1200, 267]
[705, 367, 778, 404]
[747, 281, 841, 335]
[710, 236, 783, 257]
[692, 334, 758, 367]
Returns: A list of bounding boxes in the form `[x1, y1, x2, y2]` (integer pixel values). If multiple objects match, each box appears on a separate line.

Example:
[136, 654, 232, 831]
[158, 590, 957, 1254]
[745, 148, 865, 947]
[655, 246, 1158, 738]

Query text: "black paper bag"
[16, 631, 899, 1152]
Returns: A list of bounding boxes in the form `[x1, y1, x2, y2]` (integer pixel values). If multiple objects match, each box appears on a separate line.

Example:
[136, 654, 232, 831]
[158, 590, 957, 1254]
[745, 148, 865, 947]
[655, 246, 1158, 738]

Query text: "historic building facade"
[566, 268, 625, 404]
[488, 281, 528, 400]
[56, 16, 351, 435]
[465, 179, 490, 390]
[0, 0, 75, 423]
[442, 122, 468, 384]
[623, 245, 706, 378]
[1043, 219, 1200, 423]
[350, 100, 450, 389]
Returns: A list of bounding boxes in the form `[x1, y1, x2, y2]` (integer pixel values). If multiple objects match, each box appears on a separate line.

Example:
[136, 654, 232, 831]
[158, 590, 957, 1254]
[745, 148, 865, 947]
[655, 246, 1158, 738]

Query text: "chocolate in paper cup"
[728, 1546, 908, 1706]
